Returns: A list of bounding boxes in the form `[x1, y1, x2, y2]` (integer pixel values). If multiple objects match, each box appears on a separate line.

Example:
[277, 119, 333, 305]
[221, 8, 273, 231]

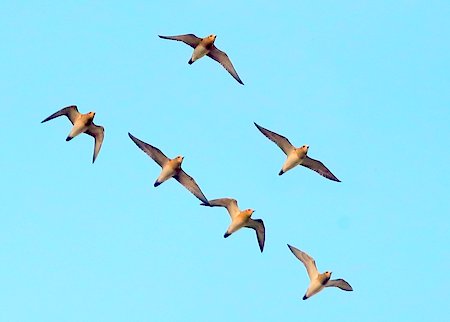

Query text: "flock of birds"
[41, 33, 353, 301]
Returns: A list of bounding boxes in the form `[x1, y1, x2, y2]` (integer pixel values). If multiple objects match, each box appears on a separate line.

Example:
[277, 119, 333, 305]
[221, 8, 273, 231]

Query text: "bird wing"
[85, 123, 104, 163]
[174, 169, 209, 205]
[41, 105, 79, 124]
[287, 244, 319, 280]
[254, 123, 295, 155]
[301, 156, 341, 182]
[128, 133, 169, 167]
[202, 198, 240, 218]
[245, 218, 265, 252]
[158, 34, 202, 48]
[325, 279, 353, 291]
[207, 46, 244, 85]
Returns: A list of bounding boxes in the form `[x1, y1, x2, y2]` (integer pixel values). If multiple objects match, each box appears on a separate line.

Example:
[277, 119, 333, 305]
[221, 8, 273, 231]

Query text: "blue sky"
[1, 1, 449, 321]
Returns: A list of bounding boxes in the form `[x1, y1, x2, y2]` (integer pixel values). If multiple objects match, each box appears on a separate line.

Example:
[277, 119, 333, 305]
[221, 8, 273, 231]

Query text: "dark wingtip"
[302, 295, 308, 300]
[224, 232, 231, 238]
[66, 136, 72, 142]
[154, 181, 161, 187]
[188, 59, 193, 65]
[278, 170, 284, 176]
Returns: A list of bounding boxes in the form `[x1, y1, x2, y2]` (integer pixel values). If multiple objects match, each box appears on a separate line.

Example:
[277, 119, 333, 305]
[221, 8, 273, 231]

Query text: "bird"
[158, 34, 244, 85]
[41, 105, 104, 163]
[287, 244, 353, 300]
[201, 198, 265, 252]
[254, 122, 341, 182]
[128, 132, 210, 205]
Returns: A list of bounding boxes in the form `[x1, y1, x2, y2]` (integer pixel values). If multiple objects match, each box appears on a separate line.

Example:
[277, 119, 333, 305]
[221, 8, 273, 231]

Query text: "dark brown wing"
[85, 123, 105, 163]
[245, 218, 265, 252]
[325, 279, 353, 291]
[207, 45, 243, 85]
[174, 169, 209, 205]
[301, 156, 341, 182]
[254, 122, 295, 155]
[128, 132, 169, 167]
[41, 105, 79, 124]
[158, 34, 202, 48]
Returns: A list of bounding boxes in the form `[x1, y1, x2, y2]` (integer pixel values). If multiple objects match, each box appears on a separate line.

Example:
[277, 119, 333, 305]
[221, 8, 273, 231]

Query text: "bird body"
[155, 156, 183, 187]
[189, 35, 216, 64]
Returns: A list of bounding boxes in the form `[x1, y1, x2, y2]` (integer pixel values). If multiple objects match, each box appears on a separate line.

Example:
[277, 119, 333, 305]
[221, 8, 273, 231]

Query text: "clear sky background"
[0, 1, 449, 321]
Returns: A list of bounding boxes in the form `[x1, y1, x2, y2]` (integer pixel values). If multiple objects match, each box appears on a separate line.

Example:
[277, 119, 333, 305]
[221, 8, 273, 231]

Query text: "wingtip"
[66, 136, 72, 142]
[302, 295, 308, 300]
[200, 201, 211, 207]
[224, 232, 231, 238]
[188, 59, 193, 65]
[278, 170, 284, 176]
[154, 181, 161, 187]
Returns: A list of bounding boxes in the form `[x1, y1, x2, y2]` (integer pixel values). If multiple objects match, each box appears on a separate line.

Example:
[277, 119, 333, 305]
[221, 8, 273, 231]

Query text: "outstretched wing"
[287, 244, 319, 280]
[158, 34, 202, 48]
[254, 123, 295, 155]
[41, 105, 79, 124]
[301, 156, 341, 182]
[325, 279, 353, 291]
[128, 133, 169, 167]
[85, 123, 104, 163]
[174, 169, 209, 205]
[208, 46, 243, 85]
[245, 218, 265, 252]
[202, 198, 240, 218]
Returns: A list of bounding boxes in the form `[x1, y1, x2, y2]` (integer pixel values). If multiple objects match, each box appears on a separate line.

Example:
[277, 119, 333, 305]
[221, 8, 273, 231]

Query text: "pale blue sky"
[0, 1, 449, 321]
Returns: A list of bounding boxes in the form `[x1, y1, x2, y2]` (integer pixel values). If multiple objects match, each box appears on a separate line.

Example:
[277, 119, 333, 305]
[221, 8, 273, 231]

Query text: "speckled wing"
[208, 46, 243, 85]
[41, 105, 79, 124]
[202, 198, 240, 218]
[325, 279, 353, 291]
[301, 156, 341, 182]
[245, 218, 265, 252]
[254, 123, 295, 155]
[174, 170, 209, 205]
[85, 123, 104, 163]
[287, 244, 319, 280]
[158, 34, 202, 48]
[128, 133, 169, 167]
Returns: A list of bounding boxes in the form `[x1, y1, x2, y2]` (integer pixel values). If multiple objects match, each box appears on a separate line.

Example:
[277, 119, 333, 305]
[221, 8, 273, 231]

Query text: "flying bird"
[201, 198, 265, 252]
[41, 105, 104, 163]
[128, 132, 209, 205]
[287, 244, 353, 300]
[158, 34, 244, 85]
[254, 122, 341, 182]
